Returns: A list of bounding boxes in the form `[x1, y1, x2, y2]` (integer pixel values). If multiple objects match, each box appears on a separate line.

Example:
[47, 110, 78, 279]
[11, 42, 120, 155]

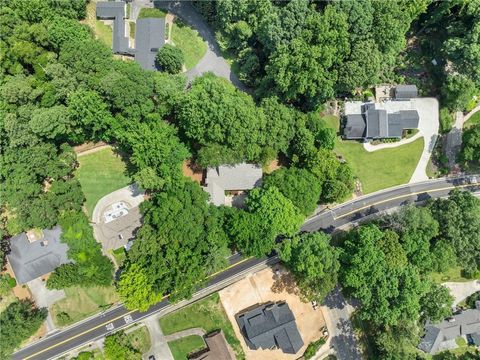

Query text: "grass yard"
[126, 326, 151, 354]
[84, 1, 113, 47]
[111, 247, 127, 268]
[50, 285, 119, 326]
[323, 115, 424, 194]
[172, 20, 207, 70]
[168, 335, 205, 360]
[75, 147, 131, 218]
[159, 293, 245, 359]
[464, 111, 480, 129]
[138, 8, 166, 19]
[429, 266, 471, 284]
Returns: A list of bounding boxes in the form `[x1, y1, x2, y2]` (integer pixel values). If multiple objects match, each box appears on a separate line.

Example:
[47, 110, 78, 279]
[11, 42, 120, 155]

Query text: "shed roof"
[134, 18, 165, 70]
[7, 226, 70, 284]
[395, 85, 418, 100]
[236, 302, 304, 354]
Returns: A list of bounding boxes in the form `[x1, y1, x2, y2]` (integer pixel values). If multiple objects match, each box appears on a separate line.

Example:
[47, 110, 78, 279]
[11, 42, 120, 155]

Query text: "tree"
[420, 283, 453, 323]
[29, 105, 72, 140]
[461, 124, 480, 165]
[117, 264, 163, 312]
[441, 74, 478, 111]
[279, 232, 340, 302]
[0, 300, 47, 359]
[156, 44, 184, 74]
[263, 167, 321, 216]
[104, 331, 141, 360]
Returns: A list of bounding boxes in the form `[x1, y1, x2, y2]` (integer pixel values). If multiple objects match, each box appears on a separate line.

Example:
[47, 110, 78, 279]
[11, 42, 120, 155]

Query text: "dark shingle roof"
[344, 114, 366, 139]
[366, 108, 388, 138]
[96, 1, 132, 54]
[236, 302, 304, 354]
[395, 85, 418, 100]
[419, 309, 480, 354]
[7, 226, 70, 284]
[134, 18, 165, 70]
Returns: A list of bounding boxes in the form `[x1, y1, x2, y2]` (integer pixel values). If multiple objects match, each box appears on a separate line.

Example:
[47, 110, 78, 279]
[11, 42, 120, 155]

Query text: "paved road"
[154, 1, 245, 89]
[13, 175, 480, 360]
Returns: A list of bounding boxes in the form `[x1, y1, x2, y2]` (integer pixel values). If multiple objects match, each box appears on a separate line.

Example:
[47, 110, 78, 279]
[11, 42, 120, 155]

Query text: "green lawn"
[111, 247, 127, 268]
[127, 326, 151, 354]
[84, 1, 113, 48]
[75, 147, 131, 218]
[50, 285, 119, 326]
[172, 20, 207, 70]
[138, 8, 166, 19]
[464, 111, 480, 129]
[429, 266, 471, 284]
[323, 115, 424, 194]
[168, 335, 205, 360]
[159, 294, 245, 359]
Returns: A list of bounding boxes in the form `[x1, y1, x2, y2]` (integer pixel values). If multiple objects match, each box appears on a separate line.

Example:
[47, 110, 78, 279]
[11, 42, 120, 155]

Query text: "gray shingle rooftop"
[96, 1, 132, 54]
[344, 114, 366, 139]
[418, 309, 480, 354]
[134, 17, 166, 70]
[204, 163, 262, 206]
[395, 84, 418, 100]
[7, 226, 70, 284]
[236, 302, 304, 354]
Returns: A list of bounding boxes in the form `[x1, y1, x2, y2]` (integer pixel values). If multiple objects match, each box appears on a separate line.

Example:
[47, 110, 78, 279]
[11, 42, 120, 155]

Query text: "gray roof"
[366, 108, 388, 138]
[395, 85, 418, 100]
[344, 114, 366, 139]
[96, 1, 132, 55]
[135, 18, 165, 70]
[204, 164, 262, 206]
[419, 309, 480, 354]
[236, 302, 304, 354]
[7, 226, 70, 284]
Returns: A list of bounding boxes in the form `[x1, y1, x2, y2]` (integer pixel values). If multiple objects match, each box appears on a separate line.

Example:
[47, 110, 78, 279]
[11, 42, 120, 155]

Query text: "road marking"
[123, 315, 133, 324]
[333, 183, 476, 220]
[22, 256, 253, 360]
[105, 323, 115, 331]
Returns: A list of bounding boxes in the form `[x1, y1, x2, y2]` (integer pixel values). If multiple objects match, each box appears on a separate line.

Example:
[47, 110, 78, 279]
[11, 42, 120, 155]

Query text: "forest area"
[0, 0, 479, 359]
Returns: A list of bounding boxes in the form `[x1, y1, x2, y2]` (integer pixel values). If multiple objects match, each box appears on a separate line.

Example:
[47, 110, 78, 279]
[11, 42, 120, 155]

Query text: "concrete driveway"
[443, 280, 480, 307]
[142, 315, 174, 360]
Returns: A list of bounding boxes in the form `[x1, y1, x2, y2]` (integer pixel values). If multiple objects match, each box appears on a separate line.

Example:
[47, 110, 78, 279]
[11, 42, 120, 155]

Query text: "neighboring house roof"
[395, 84, 418, 100]
[189, 330, 235, 360]
[236, 302, 304, 354]
[134, 17, 166, 70]
[96, 1, 132, 54]
[7, 226, 70, 284]
[419, 309, 480, 354]
[204, 163, 262, 206]
[343, 103, 419, 140]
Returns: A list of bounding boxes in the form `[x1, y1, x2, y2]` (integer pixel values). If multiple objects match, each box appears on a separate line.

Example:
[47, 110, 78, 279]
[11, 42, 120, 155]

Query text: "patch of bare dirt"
[182, 160, 204, 184]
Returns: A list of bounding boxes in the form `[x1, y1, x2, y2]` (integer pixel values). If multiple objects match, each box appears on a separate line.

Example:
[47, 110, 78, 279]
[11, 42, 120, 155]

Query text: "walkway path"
[158, 1, 245, 89]
[142, 315, 174, 360]
[164, 328, 206, 342]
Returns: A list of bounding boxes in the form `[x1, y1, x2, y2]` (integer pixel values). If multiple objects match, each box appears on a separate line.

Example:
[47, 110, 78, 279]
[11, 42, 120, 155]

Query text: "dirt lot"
[219, 266, 326, 360]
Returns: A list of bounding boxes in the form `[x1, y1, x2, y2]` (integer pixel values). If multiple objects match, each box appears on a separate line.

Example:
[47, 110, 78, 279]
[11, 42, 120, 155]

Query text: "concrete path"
[142, 315, 174, 360]
[443, 280, 480, 307]
[157, 1, 245, 90]
[27, 278, 66, 334]
[164, 328, 206, 342]
[320, 287, 361, 360]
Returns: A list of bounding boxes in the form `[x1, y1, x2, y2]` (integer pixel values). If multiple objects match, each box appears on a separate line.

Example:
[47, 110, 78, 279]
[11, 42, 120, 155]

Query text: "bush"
[0, 273, 16, 296]
[466, 291, 480, 309]
[156, 44, 184, 74]
[74, 352, 94, 360]
[56, 311, 72, 326]
[304, 338, 326, 359]
[440, 108, 454, 133]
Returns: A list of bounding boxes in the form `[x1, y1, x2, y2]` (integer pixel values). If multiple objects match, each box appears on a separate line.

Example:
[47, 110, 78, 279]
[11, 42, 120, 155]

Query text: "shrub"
[156, 44, 184, 74]
[304, 338, 327, 359]
[56, 311, 72, 326]
[440, 108, 454, 133]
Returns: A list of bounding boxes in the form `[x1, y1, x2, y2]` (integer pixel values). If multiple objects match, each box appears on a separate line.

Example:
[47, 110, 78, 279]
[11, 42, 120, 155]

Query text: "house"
[418, 305, 480, 354]
[96, 1, 166, 70]
[203, 163, 262, 206]
[236, 301, 304, 354]
[395, 84, 418, 100]
[189, 330, 235, 360]
[134, 17, 166, 70]
[96, 1, 132, 55]
[7, 226, 70, 284]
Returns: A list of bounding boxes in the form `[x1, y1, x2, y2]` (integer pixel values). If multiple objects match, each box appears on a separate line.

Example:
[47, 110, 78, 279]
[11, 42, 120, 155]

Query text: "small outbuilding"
[7, 226, 70, 284]
[395, 84, 418, 100]
[236, 301, 304, 354]
[189, 330, 235, 360]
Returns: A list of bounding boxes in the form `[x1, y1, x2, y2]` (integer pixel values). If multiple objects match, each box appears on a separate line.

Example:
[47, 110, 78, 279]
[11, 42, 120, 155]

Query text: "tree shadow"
[271, 273, 300, 296]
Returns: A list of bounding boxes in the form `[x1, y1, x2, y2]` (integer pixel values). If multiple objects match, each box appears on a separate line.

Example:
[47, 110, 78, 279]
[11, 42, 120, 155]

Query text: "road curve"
[13, 175, 480, 360]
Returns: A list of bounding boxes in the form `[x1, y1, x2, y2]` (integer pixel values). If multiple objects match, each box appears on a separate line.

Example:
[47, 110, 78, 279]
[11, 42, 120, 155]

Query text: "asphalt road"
[13, 175, 479, 360]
